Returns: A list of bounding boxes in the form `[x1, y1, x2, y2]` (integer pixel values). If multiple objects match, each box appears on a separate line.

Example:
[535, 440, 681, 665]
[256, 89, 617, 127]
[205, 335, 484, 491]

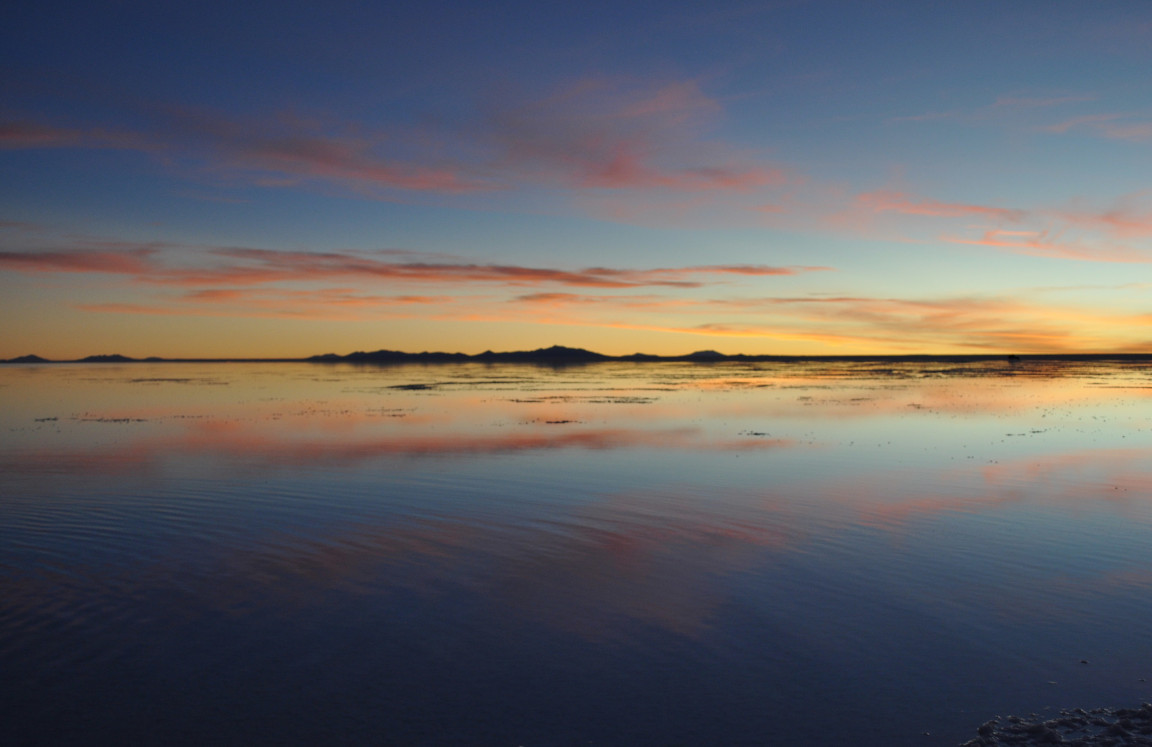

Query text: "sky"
[3, 0, 1152, 359]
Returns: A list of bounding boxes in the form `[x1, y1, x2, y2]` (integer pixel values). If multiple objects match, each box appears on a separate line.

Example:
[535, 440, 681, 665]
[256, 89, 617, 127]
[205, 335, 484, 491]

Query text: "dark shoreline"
[960, 703, 1152, 745]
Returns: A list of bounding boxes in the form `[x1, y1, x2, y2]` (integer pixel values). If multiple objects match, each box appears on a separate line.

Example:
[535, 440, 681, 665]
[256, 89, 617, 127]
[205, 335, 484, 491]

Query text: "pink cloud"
[79, 287, 459, 320]
[0, 121, 83, 148]
[0, 242, 830, 290]
[1100, 122, 1152, 140]
[0, 120, 158, 151]
[5, 77, 785, 200]
[887, 110, 960, 124]
[890, 92, 1095, 126]
[856, 190, 1024, 222]
[488, 78, 786, 192]
[1043, 113, 1124, 134]
[1056, 196, 1152, 239]
[1044, 113, 1152, 141]
[1, 112, 482, 194]
[155, 106, 492, 194]
[992, 94, 1097, 109]
[183, 287, 453, 307]
[0, 220, 41, 230]
[831, 188, 1152, 265]
[230, 136, 484, 193]
[942, 229, 1152, 263]
[0, 247, 159, 274]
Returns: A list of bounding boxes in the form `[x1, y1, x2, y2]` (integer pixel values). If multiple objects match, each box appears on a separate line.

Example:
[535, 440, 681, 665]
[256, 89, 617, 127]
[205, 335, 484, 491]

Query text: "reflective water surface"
[3, 359, 1152, 745]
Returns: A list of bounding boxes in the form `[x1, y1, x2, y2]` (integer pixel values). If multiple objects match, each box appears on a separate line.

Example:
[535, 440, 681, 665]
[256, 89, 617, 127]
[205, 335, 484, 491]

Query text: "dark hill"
[474, 345, 609, 363]
[310, 350, 470, 364]
[313, 345, 611, 365]
[3, 354, 50, 363]
[79, 354, 135, 363]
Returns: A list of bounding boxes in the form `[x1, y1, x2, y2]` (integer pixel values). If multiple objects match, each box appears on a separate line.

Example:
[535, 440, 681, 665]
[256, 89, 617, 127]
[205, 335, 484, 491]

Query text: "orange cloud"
[741, 295, 1135, 352]
[536, 292, 1140, 353]
[72, 288, 463, 321]
[183, 287, 453, 306]
[157, 279, 1141, 355]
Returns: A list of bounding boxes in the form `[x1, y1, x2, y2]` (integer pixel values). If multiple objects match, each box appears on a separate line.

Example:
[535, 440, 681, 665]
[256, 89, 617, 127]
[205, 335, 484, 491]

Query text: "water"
[3, 359, 1152, 745]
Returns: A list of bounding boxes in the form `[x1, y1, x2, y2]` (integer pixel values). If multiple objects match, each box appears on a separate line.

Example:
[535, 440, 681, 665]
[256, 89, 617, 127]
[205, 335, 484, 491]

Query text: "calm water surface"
[3, 359, 1152, 745]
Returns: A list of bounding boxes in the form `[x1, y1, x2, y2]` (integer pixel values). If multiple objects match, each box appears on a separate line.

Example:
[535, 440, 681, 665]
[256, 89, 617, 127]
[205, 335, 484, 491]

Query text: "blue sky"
[3, 0, 1152, 358]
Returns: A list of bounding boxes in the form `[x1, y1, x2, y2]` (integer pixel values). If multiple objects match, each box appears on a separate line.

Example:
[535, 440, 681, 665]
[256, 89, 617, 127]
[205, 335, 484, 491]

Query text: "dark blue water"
[3, 360, 1152, 744]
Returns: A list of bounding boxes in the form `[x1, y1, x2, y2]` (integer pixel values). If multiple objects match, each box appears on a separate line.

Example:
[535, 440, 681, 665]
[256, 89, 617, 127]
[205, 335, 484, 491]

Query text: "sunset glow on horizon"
[4, 1, 1152, 359]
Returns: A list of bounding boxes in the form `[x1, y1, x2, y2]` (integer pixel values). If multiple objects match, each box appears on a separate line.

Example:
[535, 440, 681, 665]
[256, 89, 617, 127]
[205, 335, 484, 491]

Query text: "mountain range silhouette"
[5, 345, 1151, 365]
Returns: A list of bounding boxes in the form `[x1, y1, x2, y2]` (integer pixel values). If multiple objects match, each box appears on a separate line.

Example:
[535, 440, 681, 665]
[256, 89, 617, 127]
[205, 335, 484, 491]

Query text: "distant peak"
[79, 354, 135, 363]
[533, 345, 604, 357]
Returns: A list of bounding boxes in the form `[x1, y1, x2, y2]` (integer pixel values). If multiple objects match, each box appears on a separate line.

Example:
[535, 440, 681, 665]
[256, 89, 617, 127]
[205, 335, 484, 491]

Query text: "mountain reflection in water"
[3, 359, 1152, 745]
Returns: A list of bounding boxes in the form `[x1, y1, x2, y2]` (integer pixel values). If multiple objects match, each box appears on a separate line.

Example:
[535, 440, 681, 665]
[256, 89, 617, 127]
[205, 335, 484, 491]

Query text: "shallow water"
[3, 359, 1152, 745]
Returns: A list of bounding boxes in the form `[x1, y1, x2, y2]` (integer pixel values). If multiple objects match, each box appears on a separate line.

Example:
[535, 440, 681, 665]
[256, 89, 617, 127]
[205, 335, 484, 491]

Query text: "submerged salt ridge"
[2, 360, 1152, 745]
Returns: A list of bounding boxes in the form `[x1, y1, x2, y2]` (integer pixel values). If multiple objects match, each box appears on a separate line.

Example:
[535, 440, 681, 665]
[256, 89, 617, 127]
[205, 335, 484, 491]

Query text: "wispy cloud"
[992, 95, 1096, 108]
[1044, 113, 1152, 141]
[161, 106, 492, 194]
[856, 190, 1025, 222]
[706, 294, 1090, 351]
[0, 247, 160, 273]
[467, 287, 1140, 354]
[885, 91, 1152, 150]
[0, 121, 157, 151]
[833, 188, 1152, 265]
[0, 242, 830, 290]
[0, 219, 44, 232]
[53, 270, 1152, 353]
[823, 187, 1027, 240]
[1, 109, 490, 194]
[889, 91, 1096, 126]
[1056, 195, 1152, 239]
[487, 78, 785, 192]
[183, 288, 451, 305]
[3, 76, 786, 202]
[943, 228, 1152, 263]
